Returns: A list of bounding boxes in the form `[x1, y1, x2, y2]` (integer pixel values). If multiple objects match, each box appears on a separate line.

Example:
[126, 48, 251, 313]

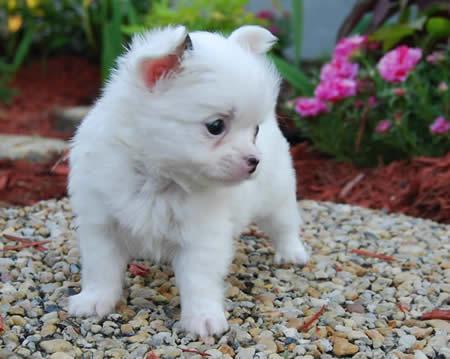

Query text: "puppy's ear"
[229, 25, 277, 54]
[139, 27, 193, 88]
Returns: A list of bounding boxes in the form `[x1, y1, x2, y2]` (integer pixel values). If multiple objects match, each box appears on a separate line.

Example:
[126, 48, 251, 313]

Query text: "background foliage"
[289, 0, 450, 166]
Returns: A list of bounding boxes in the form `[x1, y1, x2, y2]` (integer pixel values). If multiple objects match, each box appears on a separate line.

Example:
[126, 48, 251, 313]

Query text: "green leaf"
[12, 27, 34, 71]
[369, 16, 427, 50]
[46, 35, 70, 52]
[126, 2, 139, 25]
[398, 0, 411, 23]
[122, 24, 147, 35]
[352, 13, 373, 35]
[100, 1, 125, 82]
[81, 1, 96, 51]
[291, 0, 303, 65]
[102, 23, 114, 81]
[110, 0, 124, 55]
[426, 17, 450, 38]
[422, 3, 450, 17]
[0, 61, 15, 73]
[269, 54, 314, 95]
[369, 24, 416, 51]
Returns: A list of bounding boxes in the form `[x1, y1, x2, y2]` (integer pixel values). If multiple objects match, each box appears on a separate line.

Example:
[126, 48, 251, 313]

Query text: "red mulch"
[0, 55, 100, 139]
[0, 56, 449, 224]
[292, 143, 450, 224]
[1, 142, 449, 224]
[0, 159, 67, 206]
[0, 56, 98, 205]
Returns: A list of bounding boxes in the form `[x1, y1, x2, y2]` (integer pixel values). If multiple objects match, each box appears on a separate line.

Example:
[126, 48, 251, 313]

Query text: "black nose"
[247, 156, 259, 173]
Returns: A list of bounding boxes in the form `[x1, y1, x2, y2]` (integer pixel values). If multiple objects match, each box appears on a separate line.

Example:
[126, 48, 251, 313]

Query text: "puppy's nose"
[246, 156, 260, 174]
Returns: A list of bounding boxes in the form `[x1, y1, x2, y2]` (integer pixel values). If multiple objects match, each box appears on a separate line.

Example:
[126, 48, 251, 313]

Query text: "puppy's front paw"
[275, 240, 310, 265]
[68, 290, 119, 318]
[181, 309, 229, 337]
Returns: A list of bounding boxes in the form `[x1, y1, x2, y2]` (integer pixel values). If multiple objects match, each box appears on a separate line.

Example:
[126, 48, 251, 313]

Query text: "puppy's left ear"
[139, 27, 193, 88]
[229, 25, 277, 54]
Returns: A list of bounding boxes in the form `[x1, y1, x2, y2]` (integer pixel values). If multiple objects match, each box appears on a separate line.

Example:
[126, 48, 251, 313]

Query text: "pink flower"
[256, 10, 275, 21]
[392, 87, 406, 96]
[377, 45, 422, 83]
[334, 35, 367, 60]
[426, 51, 445, 64]
[320, 58, 359, 81]
[375, 120, 392, 134]
[368, 96, 377, 107]
[394, 113, 403, 123]
[295, 97, 328, 117]
[269, 25, 281, 35]
[430, 116, 450, 135]
[438, 82, 448, 92]
[315, 78, 357, 102]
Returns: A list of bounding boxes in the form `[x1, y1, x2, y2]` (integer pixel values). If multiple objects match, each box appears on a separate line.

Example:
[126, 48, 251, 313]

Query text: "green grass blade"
[100, 0, 124, 82]
[110, 0, 123, 57]
[352, 13, 373, 35]
[81, 2, 96, 51]
[126, 2, 139, 25]
[102, 23, 114, 81]
[269, 53, 314, 95]
[291, 0, 303, 65]
[122, 24, 147, 35]
[12, 27, 34, 71]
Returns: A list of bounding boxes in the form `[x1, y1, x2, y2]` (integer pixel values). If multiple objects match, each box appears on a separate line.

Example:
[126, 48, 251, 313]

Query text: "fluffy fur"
[68, 25, 310, 337]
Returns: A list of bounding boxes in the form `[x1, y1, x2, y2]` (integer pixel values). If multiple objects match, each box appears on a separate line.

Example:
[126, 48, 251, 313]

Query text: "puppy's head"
[114, 25, 280, 189]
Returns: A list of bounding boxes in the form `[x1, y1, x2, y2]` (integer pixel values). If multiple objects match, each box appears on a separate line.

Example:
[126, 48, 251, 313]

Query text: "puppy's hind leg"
[257, 185, 310, 265]
[68, 221, 128, 317]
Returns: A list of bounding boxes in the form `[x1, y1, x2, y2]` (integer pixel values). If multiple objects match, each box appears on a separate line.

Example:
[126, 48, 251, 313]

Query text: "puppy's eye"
[206, 119, 226, 136]
[255, 125, 260, 138]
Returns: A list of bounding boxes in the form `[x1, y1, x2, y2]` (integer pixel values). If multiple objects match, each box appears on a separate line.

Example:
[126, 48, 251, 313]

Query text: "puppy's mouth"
[221, 169, 258, 185]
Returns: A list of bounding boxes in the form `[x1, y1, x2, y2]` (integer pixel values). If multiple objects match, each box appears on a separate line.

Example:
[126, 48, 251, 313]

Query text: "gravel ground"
[1, 199, 449, 359]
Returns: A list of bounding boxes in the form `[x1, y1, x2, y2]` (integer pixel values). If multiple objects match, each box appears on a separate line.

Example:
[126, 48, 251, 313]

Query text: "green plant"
[81, 0, 149, 82]
[0, 0, 151, 91]
[121, 0, 315, 96]
[0, 56, 30, 102]
[338, 0, 450, 51]
[0, 1, 93, 59]
[0, 6, 34, 103]
[123, 0, 264, 36]
[0, 0, 91, 102]
[269, 54, 314, 95]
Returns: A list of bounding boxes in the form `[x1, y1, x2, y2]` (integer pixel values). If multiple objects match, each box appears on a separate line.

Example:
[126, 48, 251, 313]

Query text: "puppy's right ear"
[136, 26, 193, 88]
[229, 25, 277, 54]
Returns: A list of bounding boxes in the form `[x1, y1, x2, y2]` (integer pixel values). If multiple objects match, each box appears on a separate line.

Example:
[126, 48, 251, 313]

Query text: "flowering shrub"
[290, 36, 450, 166]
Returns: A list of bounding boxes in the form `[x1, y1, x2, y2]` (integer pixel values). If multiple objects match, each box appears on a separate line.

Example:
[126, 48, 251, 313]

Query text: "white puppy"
[68, 25, 309, 337]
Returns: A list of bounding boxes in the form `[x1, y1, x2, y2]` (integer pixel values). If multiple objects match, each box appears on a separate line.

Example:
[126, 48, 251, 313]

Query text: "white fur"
[68, 25, 310, 337]
[228, 25, 278, 54]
